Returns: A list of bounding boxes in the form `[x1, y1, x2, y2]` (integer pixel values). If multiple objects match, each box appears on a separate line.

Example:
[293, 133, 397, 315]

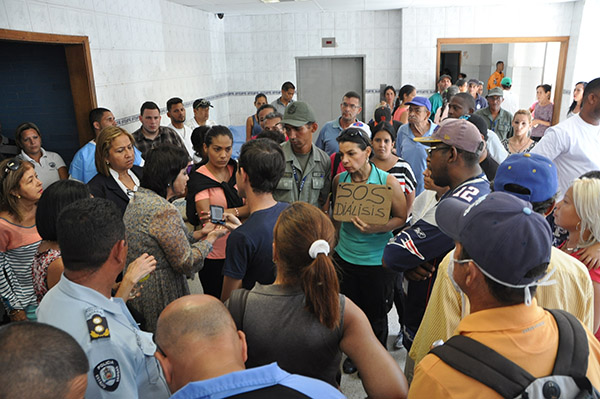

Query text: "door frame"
[0, 28, 97, 145]
[437, 36, 569, 125]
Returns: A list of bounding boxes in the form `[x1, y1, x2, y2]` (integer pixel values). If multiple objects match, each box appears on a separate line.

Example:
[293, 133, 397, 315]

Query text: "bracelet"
[234, 207, 239, 217]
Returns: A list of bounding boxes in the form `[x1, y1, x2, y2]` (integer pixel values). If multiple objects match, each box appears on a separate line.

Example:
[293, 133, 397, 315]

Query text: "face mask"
[448, 254, 471, 294]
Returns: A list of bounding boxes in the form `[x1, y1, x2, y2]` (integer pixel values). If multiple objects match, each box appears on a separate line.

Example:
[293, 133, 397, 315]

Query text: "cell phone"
[210, 205, 225, 225]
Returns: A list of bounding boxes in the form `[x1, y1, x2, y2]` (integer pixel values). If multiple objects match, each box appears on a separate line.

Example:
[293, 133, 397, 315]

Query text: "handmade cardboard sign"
[333, 183, 393, 225]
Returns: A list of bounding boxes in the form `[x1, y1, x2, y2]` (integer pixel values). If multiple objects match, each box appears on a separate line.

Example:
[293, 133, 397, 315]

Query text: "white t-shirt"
[501, 90, 519, 114]
[167, 123, 195, 158]
[531, 114, 600, 199]
[17, 148, 66, 189]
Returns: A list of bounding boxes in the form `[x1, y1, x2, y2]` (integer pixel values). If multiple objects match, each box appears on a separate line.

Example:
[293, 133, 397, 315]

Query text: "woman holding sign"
[331, 125, 407, 374]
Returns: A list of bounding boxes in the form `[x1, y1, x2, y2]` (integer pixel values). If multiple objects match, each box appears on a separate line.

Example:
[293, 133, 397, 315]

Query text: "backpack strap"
[430, 335, 535, 397]
[547, 309, 594, 393]
[228, 288, 250, 330]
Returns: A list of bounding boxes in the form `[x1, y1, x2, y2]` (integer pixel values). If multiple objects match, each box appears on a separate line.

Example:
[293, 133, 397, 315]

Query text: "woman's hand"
[124, 253, 157, 284]
[223, 213, 241, 231]
[351, 216, 381, 234]
[194, 222, 217, 241]
[579, 243, 600, 270]
[9, 309, 27, 322]
[205, 225, 230, 244]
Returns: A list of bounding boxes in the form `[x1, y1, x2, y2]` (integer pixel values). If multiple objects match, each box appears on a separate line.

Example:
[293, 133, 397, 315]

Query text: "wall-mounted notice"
[333, 183, 392, 225]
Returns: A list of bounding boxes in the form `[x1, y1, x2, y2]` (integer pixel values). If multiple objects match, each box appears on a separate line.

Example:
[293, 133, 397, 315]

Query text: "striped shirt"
[0, 218, 41, 311]
[387, 158, 417, 195]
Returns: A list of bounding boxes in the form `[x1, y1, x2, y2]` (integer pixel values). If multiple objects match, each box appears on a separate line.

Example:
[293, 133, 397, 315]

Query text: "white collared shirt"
[17, 148, 66, 189]
[109, 167, 139, 199]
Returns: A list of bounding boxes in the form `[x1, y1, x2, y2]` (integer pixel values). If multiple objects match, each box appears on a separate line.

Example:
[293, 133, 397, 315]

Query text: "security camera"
[217, 13, 224, 19]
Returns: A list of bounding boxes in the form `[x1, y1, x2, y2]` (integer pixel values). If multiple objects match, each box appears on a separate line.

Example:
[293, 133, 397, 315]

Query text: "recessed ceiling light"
[260, 0, 280, 3]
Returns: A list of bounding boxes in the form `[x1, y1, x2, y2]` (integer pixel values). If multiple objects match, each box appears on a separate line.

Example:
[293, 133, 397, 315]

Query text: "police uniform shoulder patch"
[94, 359, 121, 391]
[86, 307, 110, 340]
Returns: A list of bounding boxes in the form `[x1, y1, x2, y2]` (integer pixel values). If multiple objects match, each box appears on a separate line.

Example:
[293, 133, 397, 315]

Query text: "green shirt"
[273, 142, 331, 208]
[473, 107, 514, 141]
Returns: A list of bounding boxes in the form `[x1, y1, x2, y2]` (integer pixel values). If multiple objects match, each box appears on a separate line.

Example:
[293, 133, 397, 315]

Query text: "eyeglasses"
[426, 145, 451, 155]
[341, 102, 360, 110]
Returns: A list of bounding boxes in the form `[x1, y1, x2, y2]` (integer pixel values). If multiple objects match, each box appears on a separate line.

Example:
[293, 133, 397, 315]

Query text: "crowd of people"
[0, 74, 599, 399]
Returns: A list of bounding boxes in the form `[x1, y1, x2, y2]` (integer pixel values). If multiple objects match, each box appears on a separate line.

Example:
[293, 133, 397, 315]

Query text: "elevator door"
[296, 56, 364, 140]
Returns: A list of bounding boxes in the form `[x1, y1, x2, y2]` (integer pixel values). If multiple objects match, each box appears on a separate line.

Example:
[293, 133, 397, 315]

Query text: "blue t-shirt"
[223, 202, 288, 288]
[315, 118, 343, 156]
[396, 122, 437, 196]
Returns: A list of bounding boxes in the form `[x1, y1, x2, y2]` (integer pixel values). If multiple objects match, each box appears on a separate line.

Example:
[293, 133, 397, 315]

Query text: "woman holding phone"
[186, 126, 248, 298]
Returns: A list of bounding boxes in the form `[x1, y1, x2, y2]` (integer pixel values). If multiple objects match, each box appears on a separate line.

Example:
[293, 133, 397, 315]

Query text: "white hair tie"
[308, 239, 330, 259]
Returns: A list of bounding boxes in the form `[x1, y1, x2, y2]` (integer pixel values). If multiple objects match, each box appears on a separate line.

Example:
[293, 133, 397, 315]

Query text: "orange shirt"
[487, 71, 504, 90]
[408, 299, 600, 398]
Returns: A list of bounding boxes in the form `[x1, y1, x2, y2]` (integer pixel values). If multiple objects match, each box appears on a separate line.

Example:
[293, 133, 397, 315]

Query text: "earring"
[106, 161, 110, 165]
[17, 194, 21, 199]
[576, 221, 581, 231]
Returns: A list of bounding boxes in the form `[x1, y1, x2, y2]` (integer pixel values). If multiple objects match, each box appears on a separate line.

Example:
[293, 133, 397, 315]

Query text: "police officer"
[38, 198, 170, 399]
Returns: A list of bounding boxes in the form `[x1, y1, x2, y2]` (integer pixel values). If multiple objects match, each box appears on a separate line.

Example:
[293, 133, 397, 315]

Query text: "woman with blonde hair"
[554, 175, 600, 339]
[227, 202, 407, 398]
[502, 109, 536, 154]
[0, 158, 43, 321]
[88, 126, 144, 215]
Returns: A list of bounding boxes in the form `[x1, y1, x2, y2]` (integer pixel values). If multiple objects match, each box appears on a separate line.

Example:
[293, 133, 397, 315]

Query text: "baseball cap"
[466, 114, 488, 140]
[438, 74, 452, 82]
[486, 87, 504, 97]
[413, 118, 484, 154]
[349, 121, 372, 139]
[501, 77, 512, 87]
[405, 96, 432, 112]
[281, 101, 317, 127]
[467, 79, 479, 86]
[435, 192, 553, 303]
[494, 153, 558, 203]
[374, 106, 392, 125]
[193, 99, 213, 109]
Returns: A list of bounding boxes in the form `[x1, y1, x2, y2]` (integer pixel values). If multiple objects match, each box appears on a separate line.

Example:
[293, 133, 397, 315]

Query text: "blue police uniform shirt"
[396, 122, 437, 196]
[384, 174, 491, 272]
[170, 362, 346, 399]
[315, 118, 345, 156]
[69, 140, 144, 184]
[37, 275, 170, 399]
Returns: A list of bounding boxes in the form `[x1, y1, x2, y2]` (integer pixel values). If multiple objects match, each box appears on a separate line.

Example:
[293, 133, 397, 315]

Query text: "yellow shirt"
[409, 247, 594, 366]
[487, 71, 504, 90]
[409, 299, 600, 398]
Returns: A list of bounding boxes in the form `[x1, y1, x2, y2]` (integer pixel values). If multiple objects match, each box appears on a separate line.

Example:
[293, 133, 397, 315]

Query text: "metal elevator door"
[296, 56, 365, 141]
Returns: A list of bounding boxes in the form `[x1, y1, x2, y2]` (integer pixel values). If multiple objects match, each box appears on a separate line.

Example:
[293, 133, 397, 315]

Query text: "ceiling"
[167, 0, 576, 15]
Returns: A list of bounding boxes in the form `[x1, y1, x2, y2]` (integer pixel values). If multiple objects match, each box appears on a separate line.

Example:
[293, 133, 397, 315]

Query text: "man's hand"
[405, 262, 436, 281]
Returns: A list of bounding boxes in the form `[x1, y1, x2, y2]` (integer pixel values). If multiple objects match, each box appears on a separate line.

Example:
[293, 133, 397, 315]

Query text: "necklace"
[509, 138, 532, 153]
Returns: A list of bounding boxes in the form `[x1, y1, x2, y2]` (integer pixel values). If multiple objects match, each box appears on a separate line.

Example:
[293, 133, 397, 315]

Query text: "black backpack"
[430, 309, 600, 398]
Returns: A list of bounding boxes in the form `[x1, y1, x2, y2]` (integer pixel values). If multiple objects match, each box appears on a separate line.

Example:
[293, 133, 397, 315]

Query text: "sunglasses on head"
[341, 128, 370, 145]
[2, 159, 22, 177]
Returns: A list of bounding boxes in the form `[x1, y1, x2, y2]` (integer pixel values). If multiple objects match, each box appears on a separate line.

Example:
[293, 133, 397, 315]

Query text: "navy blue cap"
[494, 153, 558, 203]
[436, 191, 551, 286]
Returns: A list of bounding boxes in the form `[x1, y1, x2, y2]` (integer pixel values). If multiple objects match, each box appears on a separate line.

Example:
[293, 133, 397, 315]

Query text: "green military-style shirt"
[274, 141, 331, 208]
[473, 107, 514, 141]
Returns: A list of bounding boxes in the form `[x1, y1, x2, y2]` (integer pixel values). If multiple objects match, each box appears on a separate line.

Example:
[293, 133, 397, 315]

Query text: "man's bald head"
[155, 295, 238, 356]
[154, 295, 247, 393]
